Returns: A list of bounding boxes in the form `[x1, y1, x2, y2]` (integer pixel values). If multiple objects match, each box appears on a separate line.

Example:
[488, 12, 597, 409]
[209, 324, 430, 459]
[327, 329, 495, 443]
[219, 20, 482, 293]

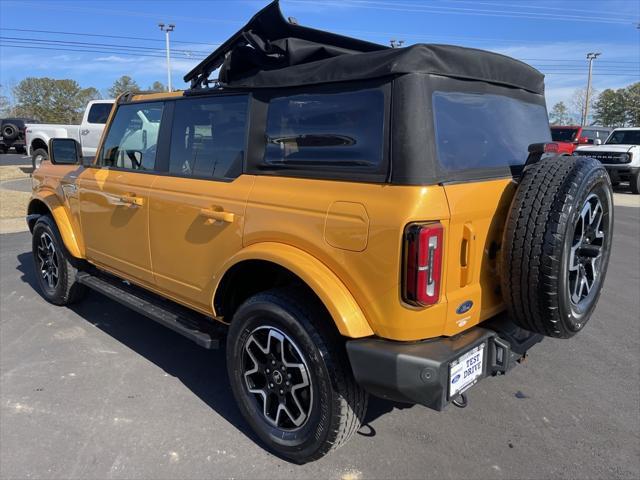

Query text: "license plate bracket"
[448, 343, 485, 399]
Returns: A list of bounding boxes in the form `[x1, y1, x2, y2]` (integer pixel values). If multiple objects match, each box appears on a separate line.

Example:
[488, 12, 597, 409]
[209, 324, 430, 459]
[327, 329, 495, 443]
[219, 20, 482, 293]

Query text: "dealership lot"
[0, 204, 638, 479]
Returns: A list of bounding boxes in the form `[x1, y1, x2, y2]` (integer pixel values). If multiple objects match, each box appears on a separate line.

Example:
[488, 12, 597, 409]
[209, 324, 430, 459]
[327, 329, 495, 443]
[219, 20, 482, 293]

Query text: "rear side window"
[433, 92, 551, 172]
[87, 103, 113, 124]
[169, 95, 248, 180]
[98, 102, 163, 170]
[263, 89, 384, 170]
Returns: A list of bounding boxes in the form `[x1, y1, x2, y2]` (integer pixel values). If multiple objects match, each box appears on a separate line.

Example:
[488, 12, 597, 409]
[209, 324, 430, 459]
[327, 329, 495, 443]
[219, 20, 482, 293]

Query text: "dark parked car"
[0, 117, 38, 154]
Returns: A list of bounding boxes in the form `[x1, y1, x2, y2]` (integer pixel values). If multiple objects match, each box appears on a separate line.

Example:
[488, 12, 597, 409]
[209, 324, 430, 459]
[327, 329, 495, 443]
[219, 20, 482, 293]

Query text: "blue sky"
[1, 0, 638, 118]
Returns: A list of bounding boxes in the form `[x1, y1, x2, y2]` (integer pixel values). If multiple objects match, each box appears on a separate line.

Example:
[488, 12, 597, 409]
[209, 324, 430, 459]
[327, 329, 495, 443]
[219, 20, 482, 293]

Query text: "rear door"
[431, 88, 551, 334]
[148, 94, 253, 312]
[80, 102, 113, 158]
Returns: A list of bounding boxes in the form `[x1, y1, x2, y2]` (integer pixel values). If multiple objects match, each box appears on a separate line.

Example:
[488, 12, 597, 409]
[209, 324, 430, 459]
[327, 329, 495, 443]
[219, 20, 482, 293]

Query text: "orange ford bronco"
[27, 1, 613, 463]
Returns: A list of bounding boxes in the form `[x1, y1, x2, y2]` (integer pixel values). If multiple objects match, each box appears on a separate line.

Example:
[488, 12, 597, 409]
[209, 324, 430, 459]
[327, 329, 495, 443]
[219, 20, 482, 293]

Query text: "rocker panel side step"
[76, 271, 220, 349]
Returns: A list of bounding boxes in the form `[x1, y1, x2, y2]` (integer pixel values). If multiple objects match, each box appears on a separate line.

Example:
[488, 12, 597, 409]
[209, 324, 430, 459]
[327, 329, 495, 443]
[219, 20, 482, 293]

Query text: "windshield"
[551, 128, 579, 142]
[606, 130, 640, 145]
[433, 91, 551, 172]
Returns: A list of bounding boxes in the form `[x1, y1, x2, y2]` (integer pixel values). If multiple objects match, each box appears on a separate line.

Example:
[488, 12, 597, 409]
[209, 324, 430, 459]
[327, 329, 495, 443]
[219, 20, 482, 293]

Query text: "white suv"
[576, 127, 640, 194]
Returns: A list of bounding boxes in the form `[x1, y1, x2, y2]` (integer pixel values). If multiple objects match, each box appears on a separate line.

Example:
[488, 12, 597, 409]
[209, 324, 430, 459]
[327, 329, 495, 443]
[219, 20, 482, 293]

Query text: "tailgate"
[441, 178, 515, 335]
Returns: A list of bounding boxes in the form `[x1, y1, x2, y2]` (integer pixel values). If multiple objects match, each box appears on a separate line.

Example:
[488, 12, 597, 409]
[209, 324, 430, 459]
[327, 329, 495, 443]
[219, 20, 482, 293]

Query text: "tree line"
[549, 82, 639, 128]
[2, 76, 638, 127]
[0, 76, 165, 123]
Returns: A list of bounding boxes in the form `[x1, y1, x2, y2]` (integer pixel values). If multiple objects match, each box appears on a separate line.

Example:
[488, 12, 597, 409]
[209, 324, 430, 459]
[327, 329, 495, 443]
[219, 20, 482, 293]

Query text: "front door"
[148, 94, 253, 311]
[78, 101, 165, 285]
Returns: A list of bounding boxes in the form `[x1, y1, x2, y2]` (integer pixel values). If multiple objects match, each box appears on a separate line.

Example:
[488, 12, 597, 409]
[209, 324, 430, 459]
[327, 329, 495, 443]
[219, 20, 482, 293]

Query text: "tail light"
[403, 222, 443, 307]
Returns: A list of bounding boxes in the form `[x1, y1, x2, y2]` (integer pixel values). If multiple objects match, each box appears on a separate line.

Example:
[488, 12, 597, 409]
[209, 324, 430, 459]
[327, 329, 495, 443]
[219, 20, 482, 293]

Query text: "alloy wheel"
[37, 232, 59, 290]
[242, 326, 313, 430]
[568, 193, 606, 307]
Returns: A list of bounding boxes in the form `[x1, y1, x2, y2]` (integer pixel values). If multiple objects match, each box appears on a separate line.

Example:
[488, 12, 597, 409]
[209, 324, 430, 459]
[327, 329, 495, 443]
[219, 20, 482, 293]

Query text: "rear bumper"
[346, 316, 543, 411]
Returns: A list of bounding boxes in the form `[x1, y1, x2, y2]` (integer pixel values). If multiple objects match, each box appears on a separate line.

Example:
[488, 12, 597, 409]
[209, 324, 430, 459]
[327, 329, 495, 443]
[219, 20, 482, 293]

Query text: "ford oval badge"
[456, 300, 473, 315]
[451, 374, 461, 384]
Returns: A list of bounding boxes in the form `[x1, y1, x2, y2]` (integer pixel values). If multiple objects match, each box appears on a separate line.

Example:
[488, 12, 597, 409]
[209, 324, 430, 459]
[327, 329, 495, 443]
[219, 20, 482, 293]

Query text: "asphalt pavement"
[0, 207, 639, 479]
[0, 153, 31, 167]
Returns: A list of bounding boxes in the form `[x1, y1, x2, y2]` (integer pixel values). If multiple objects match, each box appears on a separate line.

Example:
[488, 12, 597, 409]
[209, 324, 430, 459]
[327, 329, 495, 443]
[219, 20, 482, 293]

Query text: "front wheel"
[32, 216, 87, 305]
[226, 288, 368, 463]
[631, 171, 640, 195]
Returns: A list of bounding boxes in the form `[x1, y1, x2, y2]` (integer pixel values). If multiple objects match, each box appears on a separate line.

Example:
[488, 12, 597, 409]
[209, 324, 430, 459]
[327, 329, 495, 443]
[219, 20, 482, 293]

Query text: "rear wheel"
[32, 148, 48, 170]
[14, 145, 26, 154]
[32, 216, 87, 305]
[501, 156, 613, 338]
[226, 288, 367, 463]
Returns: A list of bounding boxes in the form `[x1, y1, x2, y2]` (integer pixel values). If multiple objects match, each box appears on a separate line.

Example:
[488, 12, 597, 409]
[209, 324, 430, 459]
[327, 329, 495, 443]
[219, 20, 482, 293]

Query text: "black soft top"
[185, 0, 544, 95]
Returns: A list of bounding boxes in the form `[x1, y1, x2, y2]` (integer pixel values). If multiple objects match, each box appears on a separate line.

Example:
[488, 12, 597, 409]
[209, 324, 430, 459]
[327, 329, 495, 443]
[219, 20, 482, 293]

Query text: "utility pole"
[158, 23, 175, 91]
[583, 52, 600, 126]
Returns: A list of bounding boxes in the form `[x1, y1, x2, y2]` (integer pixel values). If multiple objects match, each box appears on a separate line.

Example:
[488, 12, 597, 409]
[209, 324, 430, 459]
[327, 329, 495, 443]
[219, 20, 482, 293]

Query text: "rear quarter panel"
[244, 176, 451, 341]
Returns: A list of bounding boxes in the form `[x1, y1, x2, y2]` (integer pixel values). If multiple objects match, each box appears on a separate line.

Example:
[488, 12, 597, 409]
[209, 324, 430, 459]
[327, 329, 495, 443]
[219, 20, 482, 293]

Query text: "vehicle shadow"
[16, 251, 410, 447]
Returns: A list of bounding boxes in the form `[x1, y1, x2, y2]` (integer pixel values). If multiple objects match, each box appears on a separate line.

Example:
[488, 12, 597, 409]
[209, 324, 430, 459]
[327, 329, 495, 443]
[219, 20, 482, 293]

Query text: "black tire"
[32, 148, 48, 170]
[14, 145, 26, 154]
[226, 288, 367, 463]
[32, 216, 87, 306]
[630, 171, 640, 195]
[501, 155, 614, 338]
[2, 123, 19, 141]
[0, 145, 7, 154]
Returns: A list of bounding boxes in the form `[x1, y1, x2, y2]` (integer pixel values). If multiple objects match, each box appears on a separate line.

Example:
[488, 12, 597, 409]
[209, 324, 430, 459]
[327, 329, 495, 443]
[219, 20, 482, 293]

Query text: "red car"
[550, 125, 611, 153]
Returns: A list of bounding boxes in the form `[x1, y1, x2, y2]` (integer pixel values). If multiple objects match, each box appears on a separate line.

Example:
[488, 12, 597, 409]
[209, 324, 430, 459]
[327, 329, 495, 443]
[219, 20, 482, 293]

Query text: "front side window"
[433, 91, 551, 172]
[551, 128, 579, 142]
[606, 130, 640, 145]
[98, 102, 163, 170]
[87, 103, 113, 124]
[169, 95, 248, 180]
[263, 89, 385, 170]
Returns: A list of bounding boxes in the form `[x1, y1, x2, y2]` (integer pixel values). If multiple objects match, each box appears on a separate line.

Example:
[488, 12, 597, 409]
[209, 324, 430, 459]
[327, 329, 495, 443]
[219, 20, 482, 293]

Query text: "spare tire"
[501, 155, 613, 338]
[2, 123, 19, 141]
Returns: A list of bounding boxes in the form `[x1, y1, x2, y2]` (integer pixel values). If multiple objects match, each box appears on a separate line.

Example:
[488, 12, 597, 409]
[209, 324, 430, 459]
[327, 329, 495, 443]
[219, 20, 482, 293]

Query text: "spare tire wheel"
[501, 155, 613, 338]
[2, 123, 19, 141]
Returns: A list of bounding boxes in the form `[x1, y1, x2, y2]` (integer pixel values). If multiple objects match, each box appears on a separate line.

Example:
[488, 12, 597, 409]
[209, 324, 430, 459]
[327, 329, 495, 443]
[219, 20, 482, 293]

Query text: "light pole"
[583, 52, 600, 126]
[158, 23, 175, 91]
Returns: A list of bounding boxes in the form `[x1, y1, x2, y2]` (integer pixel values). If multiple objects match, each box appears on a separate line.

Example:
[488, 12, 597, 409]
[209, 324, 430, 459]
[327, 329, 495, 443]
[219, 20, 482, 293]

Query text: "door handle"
[199, 208, 235, 224]
[119, 194, 144, 207]
[81, 129, 90, 136]
[460, 222, 476, 287]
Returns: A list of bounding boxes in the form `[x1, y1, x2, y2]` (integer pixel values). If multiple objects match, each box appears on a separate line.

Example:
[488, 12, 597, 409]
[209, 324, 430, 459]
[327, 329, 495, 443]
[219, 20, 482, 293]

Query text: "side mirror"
[49, 138, 82, 165]
[594, 138, 602, 145]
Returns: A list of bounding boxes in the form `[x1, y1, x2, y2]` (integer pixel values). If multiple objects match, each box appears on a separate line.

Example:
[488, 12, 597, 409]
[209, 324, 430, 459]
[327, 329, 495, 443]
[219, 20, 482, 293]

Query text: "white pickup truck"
[576, 127, 640, 194]
[25, 99, 114, 169]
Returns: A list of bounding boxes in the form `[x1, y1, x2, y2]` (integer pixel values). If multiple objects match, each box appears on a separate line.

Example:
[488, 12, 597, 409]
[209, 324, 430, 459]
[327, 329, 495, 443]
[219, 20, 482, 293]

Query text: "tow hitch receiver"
[347, 315, 543, 411]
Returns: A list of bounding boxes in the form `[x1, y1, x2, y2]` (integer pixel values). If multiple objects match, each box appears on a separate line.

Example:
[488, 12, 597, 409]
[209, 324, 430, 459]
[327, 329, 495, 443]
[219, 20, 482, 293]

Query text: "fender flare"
[214, 242, 374, 338]
[28, 191, 84, 259]
[29, 132, 52, 150]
